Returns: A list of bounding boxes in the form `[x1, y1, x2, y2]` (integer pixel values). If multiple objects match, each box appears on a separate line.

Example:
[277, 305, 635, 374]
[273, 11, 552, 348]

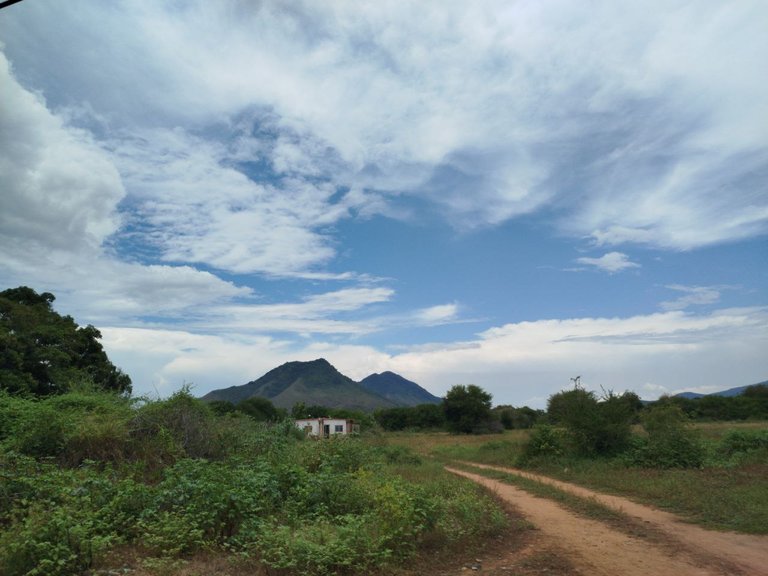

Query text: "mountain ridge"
[201, 359, 434, 412]
[673, 380, 767, 399]
[359, 371, 441, 406]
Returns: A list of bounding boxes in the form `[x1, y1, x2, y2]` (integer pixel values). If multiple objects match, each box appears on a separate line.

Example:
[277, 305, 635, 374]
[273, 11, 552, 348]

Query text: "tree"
[546, 386, 634, 456]
[374, 403, 446, 431]
[236, 396, 284, 422]
[494, 405, 543, 429]
[0, 287, 131, 396]
[443, 384, 493, 434]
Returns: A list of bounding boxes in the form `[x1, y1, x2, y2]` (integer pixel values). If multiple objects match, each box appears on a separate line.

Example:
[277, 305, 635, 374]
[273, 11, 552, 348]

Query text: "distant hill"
[201, 358, 399, 412]
[674, 391, 705, 400]
[359, 371, 441, 406]
[673, 380, 767, 400]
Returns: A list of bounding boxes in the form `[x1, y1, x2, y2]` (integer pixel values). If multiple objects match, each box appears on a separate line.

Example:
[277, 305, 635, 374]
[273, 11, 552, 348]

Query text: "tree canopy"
[443, 384, 494, 434]
[0, 286, 131, 396]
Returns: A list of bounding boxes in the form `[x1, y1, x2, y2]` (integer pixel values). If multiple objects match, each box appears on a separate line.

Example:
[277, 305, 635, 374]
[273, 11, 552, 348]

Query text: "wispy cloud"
[660, 284, 723, 311]
[3, 1, 766, 254]
[575, 252, 640, 273]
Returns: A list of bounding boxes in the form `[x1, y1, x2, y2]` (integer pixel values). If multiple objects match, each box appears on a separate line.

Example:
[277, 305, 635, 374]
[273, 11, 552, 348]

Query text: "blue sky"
[1, 0, 766, 407]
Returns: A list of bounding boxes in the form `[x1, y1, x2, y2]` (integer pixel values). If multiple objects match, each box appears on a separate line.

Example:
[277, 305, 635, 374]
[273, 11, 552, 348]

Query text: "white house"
[294, 417, 359, 438]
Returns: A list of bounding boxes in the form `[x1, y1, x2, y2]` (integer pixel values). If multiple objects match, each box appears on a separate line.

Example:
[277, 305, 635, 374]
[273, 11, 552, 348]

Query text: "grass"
[531, 455, 768, 533]
[380, 422, 768, 535]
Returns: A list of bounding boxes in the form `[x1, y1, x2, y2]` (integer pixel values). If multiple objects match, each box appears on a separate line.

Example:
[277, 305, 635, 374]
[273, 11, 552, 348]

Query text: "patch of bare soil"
[448, 464, 768, 576]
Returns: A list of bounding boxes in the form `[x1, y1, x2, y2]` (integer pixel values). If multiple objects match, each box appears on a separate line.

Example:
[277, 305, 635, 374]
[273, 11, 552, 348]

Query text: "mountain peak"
[360, 371, 441, 405]
[202, 358, 397, 412]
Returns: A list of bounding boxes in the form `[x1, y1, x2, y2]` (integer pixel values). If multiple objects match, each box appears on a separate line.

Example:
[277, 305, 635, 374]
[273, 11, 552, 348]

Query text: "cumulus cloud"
[575, 252, 640, 273]
[0, 52, 124, 256]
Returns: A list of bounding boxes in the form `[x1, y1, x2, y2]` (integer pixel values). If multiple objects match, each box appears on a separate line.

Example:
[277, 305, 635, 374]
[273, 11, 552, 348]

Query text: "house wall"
[294, 418, 355, 437]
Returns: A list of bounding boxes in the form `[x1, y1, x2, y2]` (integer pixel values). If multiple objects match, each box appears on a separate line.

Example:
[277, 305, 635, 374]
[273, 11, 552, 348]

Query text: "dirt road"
[447, 464, 768, 576]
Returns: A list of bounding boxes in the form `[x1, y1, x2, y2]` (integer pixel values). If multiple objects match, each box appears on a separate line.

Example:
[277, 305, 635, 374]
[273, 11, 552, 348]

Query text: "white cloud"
[101, 307, 768, 407]
[2, 2, 767, 409]
[205, 287, 395, 335]
[3, 1, 766, 249]
[383, 307, 768, 406]
[110, 128, 357, 278]
[0, 52, 124, 256]
[414, 303, 460, 324]
[575, 252, 640, 273]
[660, 284, 722, 311]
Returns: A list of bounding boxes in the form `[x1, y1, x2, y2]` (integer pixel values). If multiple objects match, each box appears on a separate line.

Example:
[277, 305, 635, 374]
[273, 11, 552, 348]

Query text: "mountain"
[359, 371, 441, 406]
[674, 391, 705, 399]
[673, 380, 767, 399]
[201, 358, 399, 412]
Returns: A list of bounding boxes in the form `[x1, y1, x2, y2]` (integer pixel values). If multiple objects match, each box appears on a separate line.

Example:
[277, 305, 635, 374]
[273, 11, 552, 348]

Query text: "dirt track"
[447, 463, 768, 576]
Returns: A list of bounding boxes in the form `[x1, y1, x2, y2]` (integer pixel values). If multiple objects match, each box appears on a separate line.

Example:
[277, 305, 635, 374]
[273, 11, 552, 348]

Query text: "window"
[334, 424, 344, 433]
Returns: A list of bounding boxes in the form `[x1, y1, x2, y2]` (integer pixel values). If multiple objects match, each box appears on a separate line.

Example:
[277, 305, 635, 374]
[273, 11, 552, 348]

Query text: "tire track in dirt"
[447, 465, 766, 576]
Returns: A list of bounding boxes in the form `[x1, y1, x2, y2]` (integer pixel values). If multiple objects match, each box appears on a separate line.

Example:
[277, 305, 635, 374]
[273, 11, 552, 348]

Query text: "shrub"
[255, 514, 389, 576]
[546, 388, 634, 457]
[719, 429, 768, 457]
[630, 405, 704, 468]
[519, 424, 566, 464]
[129, 389, 219, 462]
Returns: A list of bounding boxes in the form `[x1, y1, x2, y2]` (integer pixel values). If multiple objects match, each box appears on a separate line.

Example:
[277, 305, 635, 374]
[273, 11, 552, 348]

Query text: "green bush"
[519, 424, 566, 463]
[0, 394, 509, 575]
[139, 458, 283, 553]
[629, 405, 704, 468]
[546, 388, 635, 457]
[719, 429, 768, 457]
[255, 514, 389, 576]
[129, 389, 219, 461]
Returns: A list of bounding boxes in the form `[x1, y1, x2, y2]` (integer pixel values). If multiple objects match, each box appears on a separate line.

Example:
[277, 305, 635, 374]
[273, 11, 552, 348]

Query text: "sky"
[1, 0, 766, 408]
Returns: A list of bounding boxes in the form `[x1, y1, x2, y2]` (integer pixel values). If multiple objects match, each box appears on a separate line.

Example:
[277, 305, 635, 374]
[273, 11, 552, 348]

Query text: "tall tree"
[0, 286, 131, 396]
[443, 384, 493, 434]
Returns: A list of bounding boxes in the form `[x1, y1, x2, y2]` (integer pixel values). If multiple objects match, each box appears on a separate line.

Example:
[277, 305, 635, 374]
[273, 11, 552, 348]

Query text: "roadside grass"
[529, 454, 768, 534]
[381, 422, 768, 535]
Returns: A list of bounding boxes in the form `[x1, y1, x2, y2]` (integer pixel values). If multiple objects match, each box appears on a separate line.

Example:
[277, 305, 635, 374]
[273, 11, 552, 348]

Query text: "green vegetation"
[0, 388, 506, 576]
[373, 403, 446, 431]
[493, 404, 544, 429]
[658, 385, 768, 421]
[443, 384, 498, 434]
[0, 287, 131, 396]
[544, 387, 641, 457]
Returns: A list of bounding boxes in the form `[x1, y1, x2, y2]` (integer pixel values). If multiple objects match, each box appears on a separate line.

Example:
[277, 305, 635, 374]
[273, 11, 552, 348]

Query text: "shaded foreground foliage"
[0, 389, 506, 576]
